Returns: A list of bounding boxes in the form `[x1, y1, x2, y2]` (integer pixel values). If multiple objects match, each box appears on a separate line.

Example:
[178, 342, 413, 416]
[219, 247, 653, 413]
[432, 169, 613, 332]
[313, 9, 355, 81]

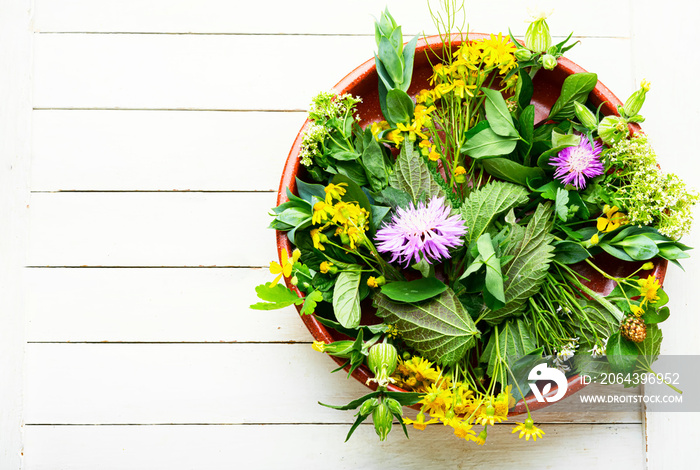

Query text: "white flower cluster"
[299, 123, 328, 167]
[553, 337, 579, 371]
[588, 337, 608, 358]
[604, 134, 698, 239]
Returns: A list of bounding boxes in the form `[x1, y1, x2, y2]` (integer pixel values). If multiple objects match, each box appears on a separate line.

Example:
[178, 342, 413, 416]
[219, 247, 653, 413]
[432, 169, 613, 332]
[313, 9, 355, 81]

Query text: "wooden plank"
[24, 343, 640, 426]
[27, 192, 279, 267]
[26, 267, 312, 342]
[631, 1, 700, 469]
[33, 34, 631, 111]
[31, 110, 306, 191]
[33, 0, 631, 37]
[24, 423, 645, 470]
[0, 0, 32, 468]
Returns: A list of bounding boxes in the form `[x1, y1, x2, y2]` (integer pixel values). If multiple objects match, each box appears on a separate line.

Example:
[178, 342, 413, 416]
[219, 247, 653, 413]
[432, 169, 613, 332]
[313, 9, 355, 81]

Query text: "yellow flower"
[590, 233, 600, 245]
[443, 416, 475, 440]
[454, 165, 467, 183]
[429, 63, 450, 86]
[319, 261, 332, 274]
[310, 228, 326, 251]
[367, 276, 378, 288]
[512, 418, 545, 441]
[403, 412, 438, 431]
[638, 275, 661, 304]
[494, 386, 514, 419]
[631, 304, 644, 316]
[433, 82, 455, 99]
[370, 120, 390, 139]
[597, 205, 629, 232]
[416, 89, 434, 104]
[269, 248, 301, 286]
[312, 341, 326, 352]
[324, 182, 347, 204]
[312, 201, 335, 225]
[452, 79, 475, 99]
[420, 383, 453, 415]
[474, 403, 505, 426]
[473, 428, 488, 445]
[428, 149, 441, 162]
[386, 129, 404, 146]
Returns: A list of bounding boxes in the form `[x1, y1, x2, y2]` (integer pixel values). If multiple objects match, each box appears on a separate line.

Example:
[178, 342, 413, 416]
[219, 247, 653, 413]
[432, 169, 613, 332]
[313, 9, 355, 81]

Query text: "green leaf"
[332, 270, 362, 328]
[553, 241, 591, 264]
[555, 188, 569, 222]
[599, 243, 635, 262]
[380, 277, 448, 303]
[382, 391, 424, 406]
[319, 391, 380, 411]
[480, 158, 544, 186]
[461, 127, 518, 159]
[476, 233, 506, 311]
[375, 288, 480, 366]
[378, 37, 403, 85]
[460, 180, 529, 245]
[517, 72, 534, 110]
[299, 290, 324, 315]
[481, 319, 535, 386]
[400, 35, 419, 92]
[551, 130, 581, 149]
[548, 72, 598, 121]
[370, 205, 391, 231]
[614, 234, 659, 260]
[658, 243, 691, 261]
[643, 306, 670, 325]
[370, 186, 413, 210]
[333, 150, 361, 161]
[386, 88, 414, 125]
[635, 324, 662, 373]
[389, 143, 444, 203]
[361, 130, 388, 192]
[518, 104, 535, 158]
[295, 178, 326, 203]
[481, 203, 555, 324]
[482, 88, 518, 137]
[335, 160, 368, 187]
[250, 283, 303, 310]
[607, 331, 638, 373]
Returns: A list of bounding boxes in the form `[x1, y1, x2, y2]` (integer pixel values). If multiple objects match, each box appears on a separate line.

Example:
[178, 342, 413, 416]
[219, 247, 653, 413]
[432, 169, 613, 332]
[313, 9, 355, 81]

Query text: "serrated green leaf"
[333, 270, 362, 328]
[250, 283, 303, 310]
[635, 324, 662, 373]
[481, 203, 555, 324]
[555, 188, 569, 222]
[388, 143, 444, 203]
[300, 290, 324, 315]
[481, 319, 535, 386]
[607, 331, 638, 373]
[460, 181, 529, 245]
[374, 288, 480, 366]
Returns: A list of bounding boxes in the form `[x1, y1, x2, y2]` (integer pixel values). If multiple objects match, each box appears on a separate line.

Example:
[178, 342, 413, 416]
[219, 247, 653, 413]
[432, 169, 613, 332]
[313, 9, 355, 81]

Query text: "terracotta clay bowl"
[276, 33, 668, 414]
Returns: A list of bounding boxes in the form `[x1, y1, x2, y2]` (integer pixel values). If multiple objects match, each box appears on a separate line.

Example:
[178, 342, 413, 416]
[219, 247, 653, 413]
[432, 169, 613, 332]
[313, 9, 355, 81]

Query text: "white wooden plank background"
[0, 0, 695, 468]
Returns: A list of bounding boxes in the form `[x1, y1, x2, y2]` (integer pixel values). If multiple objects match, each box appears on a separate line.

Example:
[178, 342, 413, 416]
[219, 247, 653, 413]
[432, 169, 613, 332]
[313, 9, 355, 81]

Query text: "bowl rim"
[275, 33, 668, 414]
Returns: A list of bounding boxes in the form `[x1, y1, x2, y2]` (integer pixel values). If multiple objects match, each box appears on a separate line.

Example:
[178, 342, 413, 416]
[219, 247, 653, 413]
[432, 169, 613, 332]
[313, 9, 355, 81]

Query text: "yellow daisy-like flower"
[596, 205, 629, 232]
[386, 129, 404, 146]
[324, 182, 347, 204]
[443, 416, 476, 440]
[638, 275, 661, 304]
[319, 261, 332, 274]
[269, 248, 301, 286]
[474, 403, 505, 426]
[631, 304, 644, 316]
[403, 412, 438, 431]
[310, 228, 326, 251]
[512, 418, 545, 441]
[312, 201, 335, 225]
[367, 276, 378, 288]
[370, 120, 390, 139]
[473, 428, 488, 445]
[416, 89, 434, 104]
[428, 149, 441, 162]
[420, 383, 453, 416]
[452, 79, 476, 99]
[433, 82, 455, 99]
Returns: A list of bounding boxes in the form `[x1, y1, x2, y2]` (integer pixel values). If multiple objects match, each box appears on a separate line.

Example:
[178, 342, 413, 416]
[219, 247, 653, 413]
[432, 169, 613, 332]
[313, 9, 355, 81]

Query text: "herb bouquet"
[252, 4, 697, 445]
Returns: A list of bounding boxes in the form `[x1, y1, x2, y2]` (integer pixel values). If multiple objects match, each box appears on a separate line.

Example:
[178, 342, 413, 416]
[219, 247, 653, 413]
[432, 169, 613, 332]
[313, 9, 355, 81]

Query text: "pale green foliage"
[374, 288, 479, 366]
[604, 134, 698, 239]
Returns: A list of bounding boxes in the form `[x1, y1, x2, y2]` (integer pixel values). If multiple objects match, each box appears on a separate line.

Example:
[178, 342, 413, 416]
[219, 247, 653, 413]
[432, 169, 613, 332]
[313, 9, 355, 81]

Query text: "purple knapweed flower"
[374, 196, 466, 267]
[549, 139, 604, 189]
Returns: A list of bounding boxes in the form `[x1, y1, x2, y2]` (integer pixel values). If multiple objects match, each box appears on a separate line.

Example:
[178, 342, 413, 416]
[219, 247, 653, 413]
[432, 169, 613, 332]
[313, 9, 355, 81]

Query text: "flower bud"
[623, 79, 650, 118]
[642, 262, 654, 271]
[598, 115, 629, 145]
[525, 17, 552, 53]
[574, 102, 598, 130]
[359, 397, 379, 417]
[368, 343, 398, 387]
[541, 54, 557, 70]
[384, 398, 403, 417]
[319, 340, 355, 357]
[454, 166, 467, 184]
[372, 402, 393, 441]
[514, 49, 532, 61]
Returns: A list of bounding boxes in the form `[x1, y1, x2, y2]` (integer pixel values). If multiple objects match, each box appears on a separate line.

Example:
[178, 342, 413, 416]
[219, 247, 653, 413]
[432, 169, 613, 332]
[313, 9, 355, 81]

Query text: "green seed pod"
[384, 398, 403, 417]
[372, 403, 393, 441]
[623, 80, 650, 118]
[359, 397, 380, 417]
[514, 48, 532, 61]
[574, 102, 598, 130]
[541, 54, 557, 71]
[525, 18, 552, 53]
[598, 115, 629, 145]
[368, 343, 398, 377]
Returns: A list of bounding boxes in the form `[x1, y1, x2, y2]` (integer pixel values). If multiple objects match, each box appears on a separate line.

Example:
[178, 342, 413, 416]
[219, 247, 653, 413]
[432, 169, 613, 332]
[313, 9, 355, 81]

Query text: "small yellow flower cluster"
[394, 356, 529, 445]
[311, 183, 370, 250]
[632, 274, 662, 315]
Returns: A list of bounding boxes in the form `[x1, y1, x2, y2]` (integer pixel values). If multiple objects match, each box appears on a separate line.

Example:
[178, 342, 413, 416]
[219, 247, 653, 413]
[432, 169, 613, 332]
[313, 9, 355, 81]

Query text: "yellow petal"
[269, 261, 283, 275]
[596, 218, 608, 232]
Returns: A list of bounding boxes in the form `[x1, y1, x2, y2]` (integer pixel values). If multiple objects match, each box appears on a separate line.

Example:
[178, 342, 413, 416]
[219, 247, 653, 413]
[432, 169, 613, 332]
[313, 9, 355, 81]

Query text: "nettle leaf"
[548, 72, 598, 121]
[375, 288, 480, 366]
[481, 319, 535, 386]
[481, 203, 555, 324]
[555, 188, 569, 222]
[389, 143, 444, 203]
[636, 324, 662, 373]
[460, 181, 529, 245]
[332, 269, 362, 328]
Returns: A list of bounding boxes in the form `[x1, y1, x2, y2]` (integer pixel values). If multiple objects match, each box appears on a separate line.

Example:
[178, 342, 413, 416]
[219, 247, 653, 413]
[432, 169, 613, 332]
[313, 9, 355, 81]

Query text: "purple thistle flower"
[374, 197, 467, 267]
[549, 139, 604, 189]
